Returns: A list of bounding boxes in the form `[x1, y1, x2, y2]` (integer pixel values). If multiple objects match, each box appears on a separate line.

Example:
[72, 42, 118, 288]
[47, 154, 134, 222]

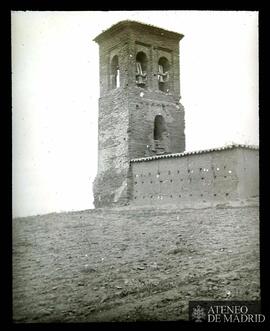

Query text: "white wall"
[12, 11, 259, 217]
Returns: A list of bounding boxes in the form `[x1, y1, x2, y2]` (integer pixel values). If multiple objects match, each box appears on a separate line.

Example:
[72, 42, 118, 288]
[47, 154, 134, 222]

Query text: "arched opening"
[111, 55, 120, 89]
[158, 57, 170, 92]
[154, 115, 166, 140]
[153, 115, 169, 154]
[135, 52, 147, 87]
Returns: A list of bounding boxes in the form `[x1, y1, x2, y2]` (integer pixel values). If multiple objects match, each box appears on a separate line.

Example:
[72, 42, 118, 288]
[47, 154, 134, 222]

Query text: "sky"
[11, 11, 259, 218]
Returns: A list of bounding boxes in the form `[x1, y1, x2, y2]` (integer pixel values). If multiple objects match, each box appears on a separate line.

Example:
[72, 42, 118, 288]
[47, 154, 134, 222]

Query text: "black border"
[4, 3, 268, 330]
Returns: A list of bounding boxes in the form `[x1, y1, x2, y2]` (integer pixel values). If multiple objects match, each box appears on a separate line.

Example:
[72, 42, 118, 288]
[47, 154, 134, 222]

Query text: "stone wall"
[93, 89, 130, 208]
[130, 146, 259, 206]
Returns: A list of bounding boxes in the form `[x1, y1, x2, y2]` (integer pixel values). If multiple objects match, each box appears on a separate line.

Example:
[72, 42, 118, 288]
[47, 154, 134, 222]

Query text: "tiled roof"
[93, 20, 183, 43]
[130, 144, 259, 163]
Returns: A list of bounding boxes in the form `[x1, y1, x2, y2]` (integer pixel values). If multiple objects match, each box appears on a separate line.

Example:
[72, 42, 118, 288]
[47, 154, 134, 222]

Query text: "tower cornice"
[93, 20, 184, 44]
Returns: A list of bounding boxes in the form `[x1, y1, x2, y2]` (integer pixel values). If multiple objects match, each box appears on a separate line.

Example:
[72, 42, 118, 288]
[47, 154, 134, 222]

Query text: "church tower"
[93, 20, 185, 207]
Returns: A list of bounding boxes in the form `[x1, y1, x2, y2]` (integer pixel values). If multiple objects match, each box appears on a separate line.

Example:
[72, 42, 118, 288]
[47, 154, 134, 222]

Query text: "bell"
[137, 76, 143, 84]
[159, 75, 165, 83]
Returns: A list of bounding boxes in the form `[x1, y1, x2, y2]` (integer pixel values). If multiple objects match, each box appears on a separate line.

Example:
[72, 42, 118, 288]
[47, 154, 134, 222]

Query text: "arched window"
[158, 57, 170, 92]
[153, 115, 170, 154]
[135, 52, 147, 87]
[111, 55, 120, 89]
[154, 115, 167, 140]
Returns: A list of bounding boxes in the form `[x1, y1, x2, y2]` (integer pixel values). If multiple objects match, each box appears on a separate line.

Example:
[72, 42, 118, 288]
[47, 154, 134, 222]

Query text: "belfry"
[93, 20, 186, 207]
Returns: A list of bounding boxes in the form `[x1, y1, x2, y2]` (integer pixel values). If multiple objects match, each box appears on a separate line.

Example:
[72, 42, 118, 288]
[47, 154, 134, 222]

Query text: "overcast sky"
[12, 11, 259, 218]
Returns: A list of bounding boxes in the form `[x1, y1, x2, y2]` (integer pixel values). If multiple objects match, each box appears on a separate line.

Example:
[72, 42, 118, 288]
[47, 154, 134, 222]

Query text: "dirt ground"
[12, 205, 260, 322]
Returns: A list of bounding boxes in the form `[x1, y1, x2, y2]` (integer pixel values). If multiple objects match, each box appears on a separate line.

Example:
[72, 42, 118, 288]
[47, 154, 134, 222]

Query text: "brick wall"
[93, 21, 185, 207]
[128, 95, 185, 159]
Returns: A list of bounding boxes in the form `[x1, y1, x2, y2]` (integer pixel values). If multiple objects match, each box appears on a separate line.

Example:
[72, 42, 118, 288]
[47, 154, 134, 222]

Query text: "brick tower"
[93, 20, 185, 207]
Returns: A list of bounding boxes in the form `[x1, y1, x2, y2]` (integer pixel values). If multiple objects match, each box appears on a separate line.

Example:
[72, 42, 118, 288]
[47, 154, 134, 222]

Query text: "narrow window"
[136, 52, 147, 87]
[111, 55, 120, 89]
[158, 57, 170, 92]
[116, 69, 120, 88]
[153, 115, 169, 155]
[154, 115, 167, 140]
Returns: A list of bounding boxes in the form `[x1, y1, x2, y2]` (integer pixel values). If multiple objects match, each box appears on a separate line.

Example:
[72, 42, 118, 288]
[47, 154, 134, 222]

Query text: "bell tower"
[93, 20, 185, 207]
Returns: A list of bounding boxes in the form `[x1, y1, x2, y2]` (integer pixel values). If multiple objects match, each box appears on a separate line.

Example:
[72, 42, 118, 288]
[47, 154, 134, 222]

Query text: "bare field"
[13, 206, 260, 322]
